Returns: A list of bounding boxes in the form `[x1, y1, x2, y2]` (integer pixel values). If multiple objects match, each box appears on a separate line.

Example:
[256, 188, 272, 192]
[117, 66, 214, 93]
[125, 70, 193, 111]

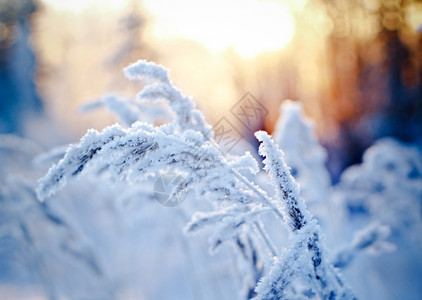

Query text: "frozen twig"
[253, 131, 355, 300]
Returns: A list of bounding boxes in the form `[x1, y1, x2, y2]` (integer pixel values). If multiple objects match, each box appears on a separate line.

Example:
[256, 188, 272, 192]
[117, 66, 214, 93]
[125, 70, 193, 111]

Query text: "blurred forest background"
[0, 0, 421, 181]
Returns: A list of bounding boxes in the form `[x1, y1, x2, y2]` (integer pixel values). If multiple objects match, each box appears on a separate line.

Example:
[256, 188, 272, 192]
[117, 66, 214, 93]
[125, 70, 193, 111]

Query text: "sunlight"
[42, 0, 295, 58]
[42, 0, 129, 12]
[144, 0, 295, 58]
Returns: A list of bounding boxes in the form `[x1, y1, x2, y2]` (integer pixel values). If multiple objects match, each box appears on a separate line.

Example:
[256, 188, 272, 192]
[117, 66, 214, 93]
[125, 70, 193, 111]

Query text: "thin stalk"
[253, 221, 277, 257]
[231, 169, 284, 221]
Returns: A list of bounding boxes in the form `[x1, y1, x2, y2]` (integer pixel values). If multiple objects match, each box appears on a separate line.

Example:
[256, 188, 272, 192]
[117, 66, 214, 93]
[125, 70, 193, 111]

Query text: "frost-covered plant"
[37, 60, 355, 299]
[253, 132, 354, 300]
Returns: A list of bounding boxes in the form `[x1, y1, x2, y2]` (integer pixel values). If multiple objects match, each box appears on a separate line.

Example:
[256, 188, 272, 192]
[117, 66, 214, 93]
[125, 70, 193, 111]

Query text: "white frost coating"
[125, 60, 212, 139]
[37, 125, 126, 200]
[36, 122, 266, 218]
[227, 151, 259, 174]
[255, 131, 311, 232]
[124, 59, 170, 84]
[254, 131, 355, 300]
[272, 101, 330, 204]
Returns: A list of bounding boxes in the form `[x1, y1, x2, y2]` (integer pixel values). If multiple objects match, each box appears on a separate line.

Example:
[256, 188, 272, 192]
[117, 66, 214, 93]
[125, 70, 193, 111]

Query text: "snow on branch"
[125, 60, 212, 139]
[36, 121, 263, 215]
[254, 131, 355, 300]
[255, 131, 311, 232]
[124, 59, 170, 84]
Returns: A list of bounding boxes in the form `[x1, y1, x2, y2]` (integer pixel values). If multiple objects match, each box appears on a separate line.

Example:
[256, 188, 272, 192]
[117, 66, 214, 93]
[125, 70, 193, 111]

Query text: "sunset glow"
[144, 0, 295, 58]
[43, 0, 295, 58]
